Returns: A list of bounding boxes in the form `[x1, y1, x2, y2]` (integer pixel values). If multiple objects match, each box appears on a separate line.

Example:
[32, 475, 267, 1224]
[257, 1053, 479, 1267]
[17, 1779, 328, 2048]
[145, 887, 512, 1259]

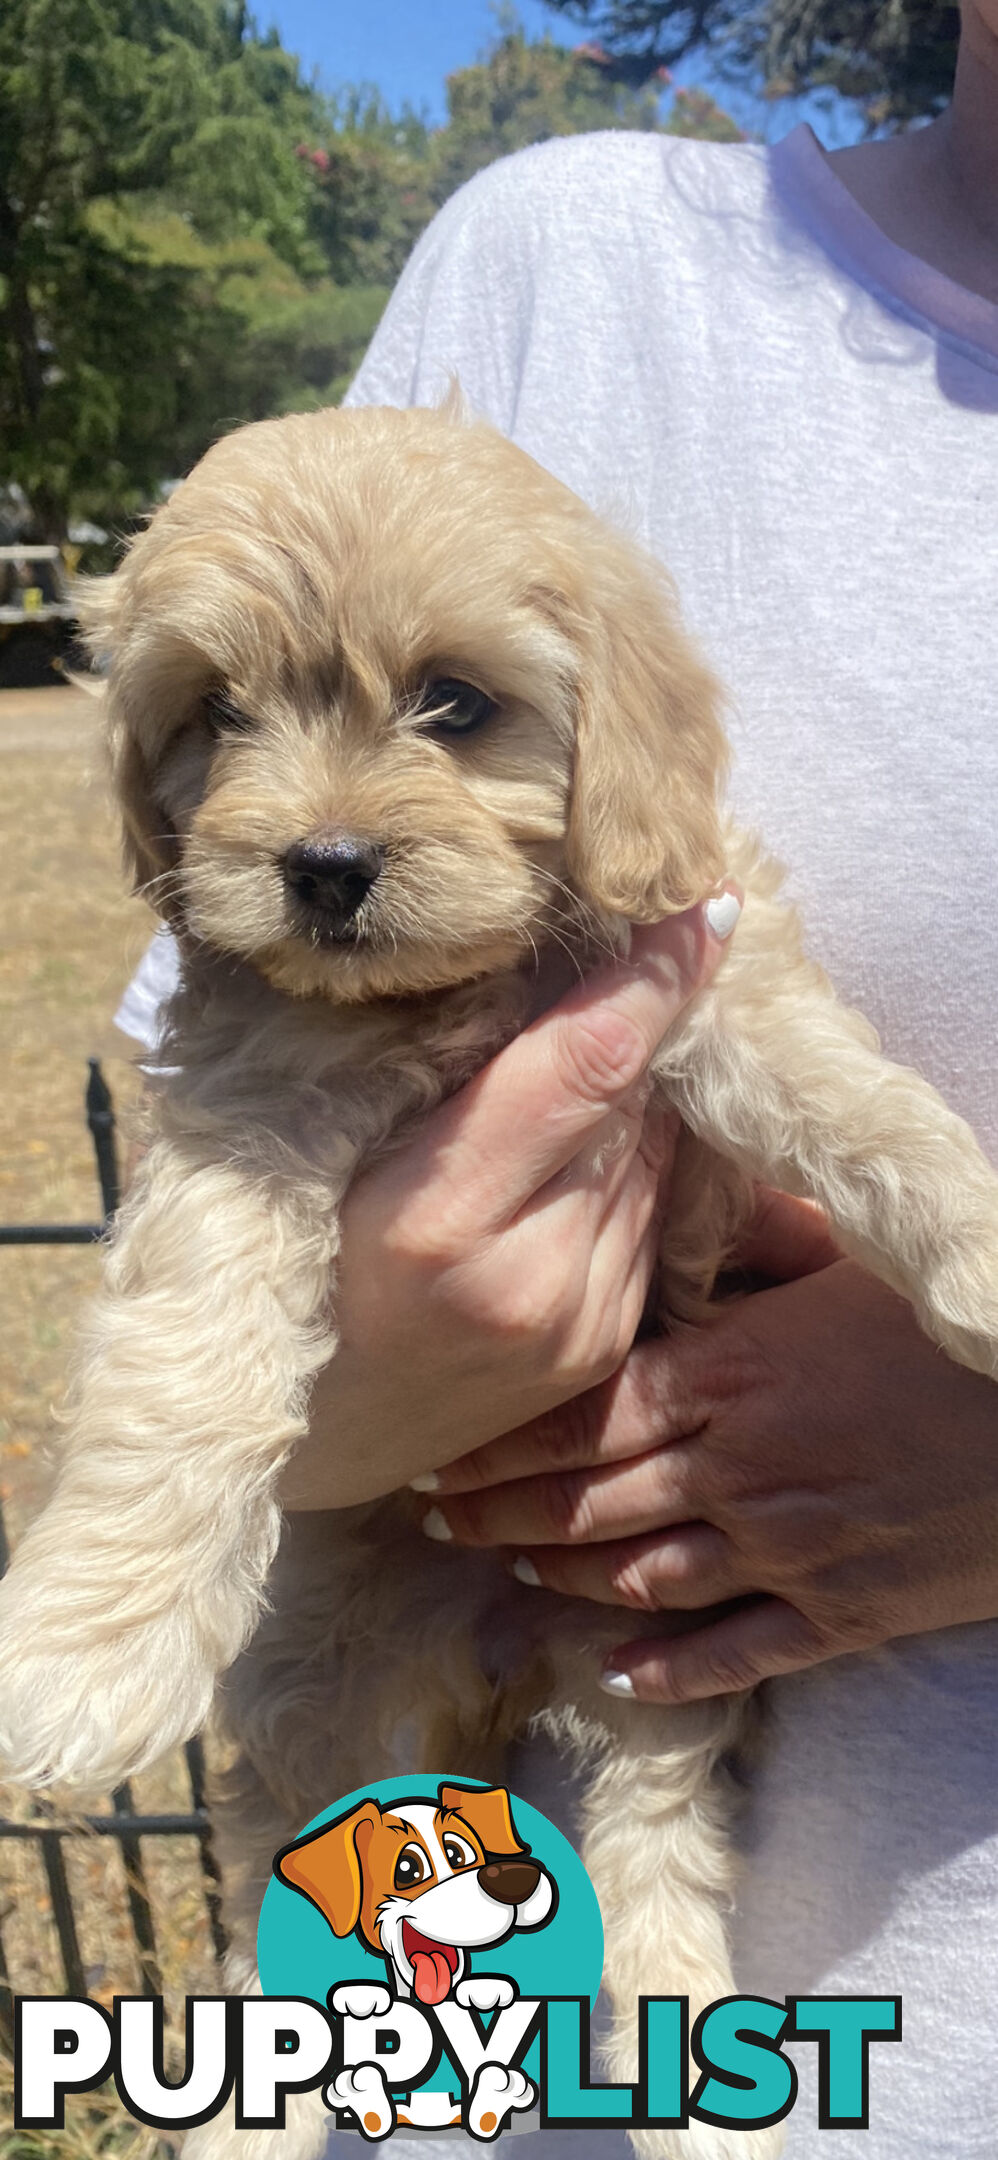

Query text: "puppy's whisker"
[538, 921, 587, 981]
[521, 926, 541, 977]
[528, 867, 616, 961]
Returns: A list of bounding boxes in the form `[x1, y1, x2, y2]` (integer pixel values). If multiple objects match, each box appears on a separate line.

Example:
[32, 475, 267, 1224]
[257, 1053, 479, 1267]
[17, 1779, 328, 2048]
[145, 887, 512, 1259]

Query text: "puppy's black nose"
[284, 833, 384, 931]
[478, 1860, 541, 1907]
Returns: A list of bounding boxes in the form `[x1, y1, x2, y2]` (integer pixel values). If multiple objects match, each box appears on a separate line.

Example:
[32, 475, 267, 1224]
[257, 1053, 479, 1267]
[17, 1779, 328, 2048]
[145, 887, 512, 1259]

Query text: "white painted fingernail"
[599, 1667, 636, 1698]
[704, 889, 741, 941]
[422, 1506, 453, 1542]
[512, 1555, 541, 1587]
[410, 1471, 440, 1493]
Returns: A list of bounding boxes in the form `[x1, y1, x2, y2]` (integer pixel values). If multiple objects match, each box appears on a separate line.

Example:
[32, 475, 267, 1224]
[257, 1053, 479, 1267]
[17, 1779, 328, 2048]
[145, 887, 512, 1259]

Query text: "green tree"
[539, 0, 959, 127]
[0, 0, 331, 537]
[309, 92, 436, 289]
[298, 15, 741, 260]
[0, 2, 746, 543]
[430, 18, 663, 201]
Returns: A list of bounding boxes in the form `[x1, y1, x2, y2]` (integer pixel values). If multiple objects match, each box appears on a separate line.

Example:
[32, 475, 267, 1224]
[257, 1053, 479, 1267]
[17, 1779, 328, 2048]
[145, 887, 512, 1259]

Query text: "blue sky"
[264, 0, 863, 147]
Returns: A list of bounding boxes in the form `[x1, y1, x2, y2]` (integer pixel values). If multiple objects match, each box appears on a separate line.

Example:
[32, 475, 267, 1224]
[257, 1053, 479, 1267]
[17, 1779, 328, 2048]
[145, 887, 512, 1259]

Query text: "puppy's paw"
[455, 1976, 517, 2013]
[325, 2064, 395, 2140]
[467, 2063, 535, 2140]
[0, 1591, 216, 1791]
[329, 1984, 392, 2020]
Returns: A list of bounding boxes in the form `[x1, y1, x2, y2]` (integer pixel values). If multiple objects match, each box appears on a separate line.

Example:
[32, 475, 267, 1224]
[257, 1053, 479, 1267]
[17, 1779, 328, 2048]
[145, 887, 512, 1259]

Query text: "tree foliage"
[540, 0, 959, 127]
[0, 2, 741, 542]
[0, 0, 335, 535]
[303, 20, 742, 290]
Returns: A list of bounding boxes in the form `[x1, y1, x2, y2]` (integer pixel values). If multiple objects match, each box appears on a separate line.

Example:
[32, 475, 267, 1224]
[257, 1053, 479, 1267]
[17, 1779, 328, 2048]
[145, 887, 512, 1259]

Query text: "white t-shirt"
[116, 125, 998, 2156]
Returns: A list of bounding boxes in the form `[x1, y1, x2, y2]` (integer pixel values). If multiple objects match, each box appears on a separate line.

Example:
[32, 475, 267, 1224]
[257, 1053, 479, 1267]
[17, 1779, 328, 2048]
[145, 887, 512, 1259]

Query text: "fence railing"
[0, 1067, 228, 2049]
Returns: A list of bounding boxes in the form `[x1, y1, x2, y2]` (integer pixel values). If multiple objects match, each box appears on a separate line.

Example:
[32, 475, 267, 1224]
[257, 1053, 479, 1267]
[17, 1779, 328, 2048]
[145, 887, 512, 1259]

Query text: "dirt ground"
[0, 688, 219, 2153]
[0, 686, 152, 1538]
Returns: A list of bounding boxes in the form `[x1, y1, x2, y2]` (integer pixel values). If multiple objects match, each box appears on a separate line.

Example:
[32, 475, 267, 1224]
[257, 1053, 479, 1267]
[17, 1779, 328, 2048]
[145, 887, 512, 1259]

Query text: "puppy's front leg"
[0, 1138, 338, 1791]
[659, 891, 998, 1379]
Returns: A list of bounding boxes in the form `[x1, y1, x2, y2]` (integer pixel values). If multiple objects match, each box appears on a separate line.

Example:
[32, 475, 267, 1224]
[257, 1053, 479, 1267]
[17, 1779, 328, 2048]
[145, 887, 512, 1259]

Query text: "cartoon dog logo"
[274, 1782, 557, 2137]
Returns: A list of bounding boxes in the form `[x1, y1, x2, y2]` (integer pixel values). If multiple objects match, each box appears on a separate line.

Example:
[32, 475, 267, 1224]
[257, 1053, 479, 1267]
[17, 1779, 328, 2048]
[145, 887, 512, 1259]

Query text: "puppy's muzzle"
[478, 1860, 540, 1906]
[283, 830, 384, 940]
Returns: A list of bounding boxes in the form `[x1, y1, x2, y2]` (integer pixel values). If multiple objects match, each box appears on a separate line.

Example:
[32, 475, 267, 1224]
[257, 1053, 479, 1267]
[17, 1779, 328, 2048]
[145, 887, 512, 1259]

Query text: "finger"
[556, 1106, 679, 1369]
[587, 1099, 678, 1215]
[574, 1137, 675, 1359]
[401, 893, 739, 1238]
[420, 1430, 706, 1549]
[504, 1523, 740, 1611]
[734, 1188, 840, 1280]
[526, 1098, 675, 1229]
[418, 1331, 705, 1495]
[546, 1105, 678, 1304]
[600, 1598, 829, 1702]
[600, 1099, 678, 1223]
[596, 1159, 674, 1348]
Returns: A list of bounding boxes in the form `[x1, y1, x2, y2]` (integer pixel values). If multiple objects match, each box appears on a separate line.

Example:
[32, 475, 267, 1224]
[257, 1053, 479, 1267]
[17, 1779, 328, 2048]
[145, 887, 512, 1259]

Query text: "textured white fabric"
[115, 124, 998, 2156]
[114, 924, 180, 1050]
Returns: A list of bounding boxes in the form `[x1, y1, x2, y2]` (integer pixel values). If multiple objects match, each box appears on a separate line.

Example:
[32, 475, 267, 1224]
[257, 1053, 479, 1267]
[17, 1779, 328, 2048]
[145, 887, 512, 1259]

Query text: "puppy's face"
[84, 405, 726, 1003]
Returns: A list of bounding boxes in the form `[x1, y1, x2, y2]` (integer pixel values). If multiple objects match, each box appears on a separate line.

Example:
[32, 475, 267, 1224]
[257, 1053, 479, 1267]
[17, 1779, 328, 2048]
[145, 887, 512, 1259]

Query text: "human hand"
[418, 1196, 998, 1698]
[280, 896, 737, 1509]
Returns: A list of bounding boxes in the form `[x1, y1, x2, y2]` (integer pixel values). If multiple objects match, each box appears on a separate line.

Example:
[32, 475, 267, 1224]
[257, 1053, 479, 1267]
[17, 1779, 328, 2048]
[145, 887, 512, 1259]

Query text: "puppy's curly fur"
[2, 401, 997, 2160]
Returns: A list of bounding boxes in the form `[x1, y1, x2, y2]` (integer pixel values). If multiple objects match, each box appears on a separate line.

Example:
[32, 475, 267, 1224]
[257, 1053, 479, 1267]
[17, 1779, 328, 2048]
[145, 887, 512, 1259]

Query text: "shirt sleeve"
[113, 927, 182, 1051]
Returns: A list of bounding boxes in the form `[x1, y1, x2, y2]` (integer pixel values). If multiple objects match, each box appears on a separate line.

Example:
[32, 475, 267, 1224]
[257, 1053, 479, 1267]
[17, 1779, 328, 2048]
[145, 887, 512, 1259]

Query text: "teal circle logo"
[258, 1775, 603, 2126]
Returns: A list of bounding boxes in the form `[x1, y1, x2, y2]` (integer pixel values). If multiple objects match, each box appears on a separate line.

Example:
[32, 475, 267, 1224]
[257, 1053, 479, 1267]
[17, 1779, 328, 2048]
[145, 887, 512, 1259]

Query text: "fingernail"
[512, 1554, 541, 1587]
[599, 1666, 636, 1698]
[410, 1471, 440, 1494]
[421, 1506, 453, 1542]
[704, 886, 742, 942]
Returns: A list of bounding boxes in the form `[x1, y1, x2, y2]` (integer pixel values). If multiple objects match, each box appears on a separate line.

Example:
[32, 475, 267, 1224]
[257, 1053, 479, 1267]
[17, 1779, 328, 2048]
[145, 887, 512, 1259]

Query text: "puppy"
[1, 400, 997, 2160]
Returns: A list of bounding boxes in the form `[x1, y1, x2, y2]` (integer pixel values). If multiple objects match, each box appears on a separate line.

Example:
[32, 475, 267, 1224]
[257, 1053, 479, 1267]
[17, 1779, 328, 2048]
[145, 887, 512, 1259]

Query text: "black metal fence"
[0, 1067, 228, 2049]
[0, 1057, 121, 1244]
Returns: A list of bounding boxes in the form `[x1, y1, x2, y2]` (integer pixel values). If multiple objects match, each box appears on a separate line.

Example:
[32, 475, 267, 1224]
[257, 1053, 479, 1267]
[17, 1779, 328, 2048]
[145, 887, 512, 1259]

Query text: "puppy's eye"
[394, 1845, 430, 1890]
[203, 686, 254, 735]
[417, 678, 496, 735]
[442, 1836, 476, 1871]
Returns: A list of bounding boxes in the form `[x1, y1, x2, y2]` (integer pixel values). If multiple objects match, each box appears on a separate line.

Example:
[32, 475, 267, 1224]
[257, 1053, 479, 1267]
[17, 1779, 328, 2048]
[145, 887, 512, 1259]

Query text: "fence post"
[85, 1057, 120, 1222]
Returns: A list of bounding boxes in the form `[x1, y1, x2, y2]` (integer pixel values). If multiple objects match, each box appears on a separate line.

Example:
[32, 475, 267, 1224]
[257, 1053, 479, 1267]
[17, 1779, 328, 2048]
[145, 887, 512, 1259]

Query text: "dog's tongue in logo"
[403, 1921, 459, 2005]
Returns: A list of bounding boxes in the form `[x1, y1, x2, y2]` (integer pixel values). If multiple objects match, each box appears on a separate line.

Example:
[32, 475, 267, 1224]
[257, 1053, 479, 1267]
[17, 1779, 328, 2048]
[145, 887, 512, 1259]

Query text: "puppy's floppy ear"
[74, 568, 182, 914]
[439, 1784, 526, 1859]
[273, 1801, 383, 1937]
[106, 713, 181, 912]
[558, 553, 728, 920]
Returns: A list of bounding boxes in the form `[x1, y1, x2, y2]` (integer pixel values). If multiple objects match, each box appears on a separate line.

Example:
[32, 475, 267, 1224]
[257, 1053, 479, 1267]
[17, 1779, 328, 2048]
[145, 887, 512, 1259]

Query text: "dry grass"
[0, 687, 152, 1540]
[0, 2047, 170, 2160]
[0, 689, 218, 2152]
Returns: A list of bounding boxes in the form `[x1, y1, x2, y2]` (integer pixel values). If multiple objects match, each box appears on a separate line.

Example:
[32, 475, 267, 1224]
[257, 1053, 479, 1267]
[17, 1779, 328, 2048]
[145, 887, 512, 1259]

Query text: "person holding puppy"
[117, 7, 998, 2153]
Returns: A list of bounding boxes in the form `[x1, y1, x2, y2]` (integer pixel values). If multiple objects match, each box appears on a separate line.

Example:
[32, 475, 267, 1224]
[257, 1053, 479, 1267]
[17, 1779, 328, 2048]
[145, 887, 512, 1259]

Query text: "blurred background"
[0, 0, 961, 2151]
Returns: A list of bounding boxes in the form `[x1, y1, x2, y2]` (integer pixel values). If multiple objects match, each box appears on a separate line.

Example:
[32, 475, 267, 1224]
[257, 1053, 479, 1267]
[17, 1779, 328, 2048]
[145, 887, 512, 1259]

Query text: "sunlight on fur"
[2, 399, 997, 2160]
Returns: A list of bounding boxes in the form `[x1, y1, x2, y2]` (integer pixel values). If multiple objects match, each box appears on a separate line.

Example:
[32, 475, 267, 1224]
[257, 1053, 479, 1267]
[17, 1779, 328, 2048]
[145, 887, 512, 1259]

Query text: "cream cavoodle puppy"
[1, 400, 997, 2160]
